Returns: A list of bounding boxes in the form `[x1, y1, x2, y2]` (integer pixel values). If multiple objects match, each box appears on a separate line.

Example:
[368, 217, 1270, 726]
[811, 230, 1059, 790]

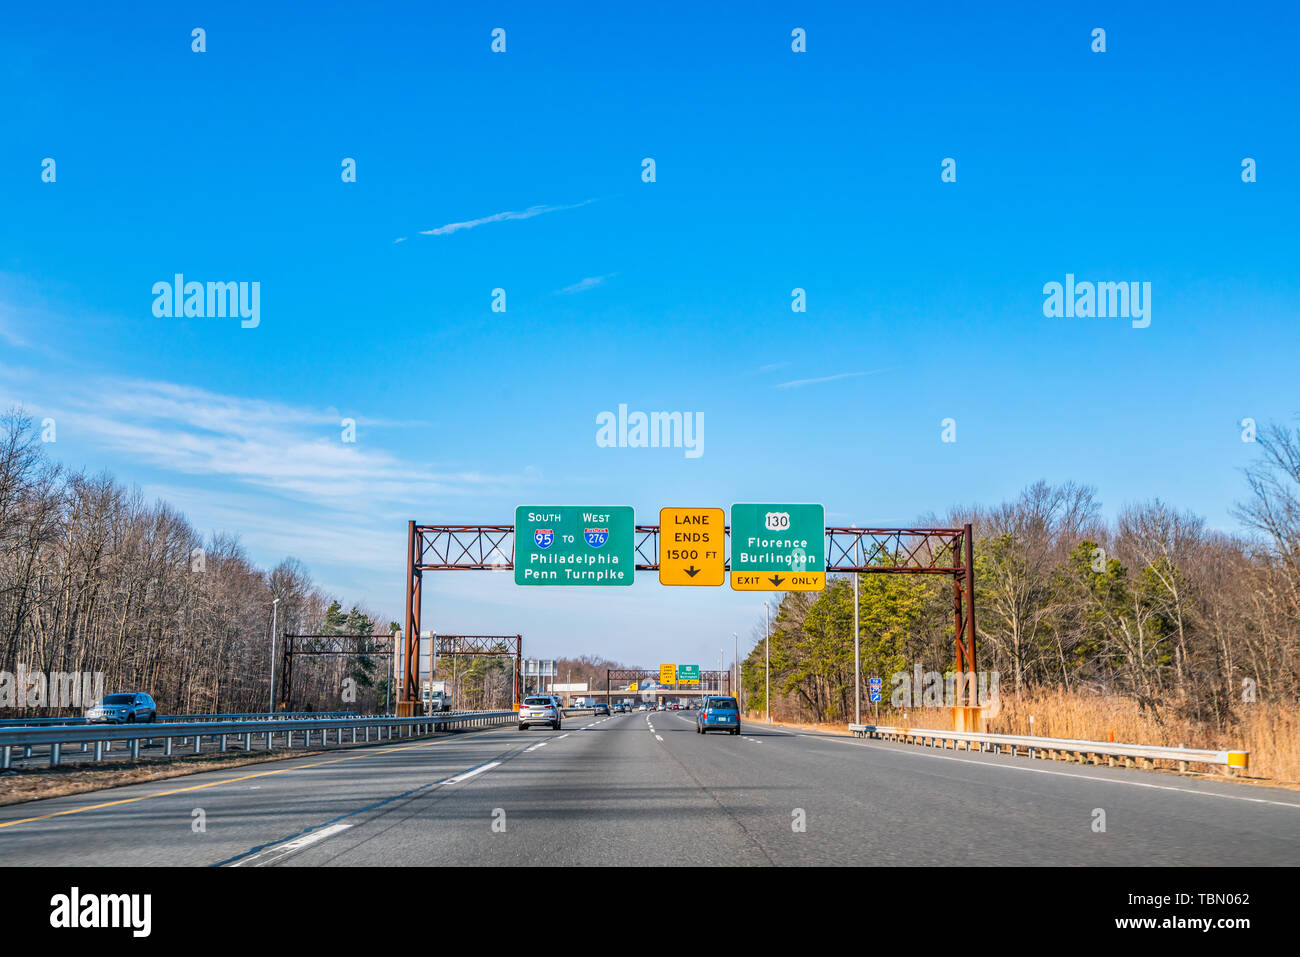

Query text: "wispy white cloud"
[775, 370, 884, 390]
[415, 200, 595, 239]
[0, 274, 73, 357]
[557, 273, 615, 295]
[757, 361, 790, 373]
[0, 313, 30, 348]
[8, 375, 524, 514]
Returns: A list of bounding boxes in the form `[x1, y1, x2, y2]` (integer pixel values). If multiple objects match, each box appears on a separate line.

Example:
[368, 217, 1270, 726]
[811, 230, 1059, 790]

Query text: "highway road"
[1, 710, 1297, 866]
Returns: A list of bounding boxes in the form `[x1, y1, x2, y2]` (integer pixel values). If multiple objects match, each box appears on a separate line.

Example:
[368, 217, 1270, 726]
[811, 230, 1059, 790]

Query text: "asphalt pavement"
[1, 709, 1297, 866]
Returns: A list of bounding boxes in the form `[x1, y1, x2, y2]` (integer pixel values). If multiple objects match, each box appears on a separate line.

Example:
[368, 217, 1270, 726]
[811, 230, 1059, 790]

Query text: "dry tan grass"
[987, 690, 1300, 785]
[756, 692, 1300, 786]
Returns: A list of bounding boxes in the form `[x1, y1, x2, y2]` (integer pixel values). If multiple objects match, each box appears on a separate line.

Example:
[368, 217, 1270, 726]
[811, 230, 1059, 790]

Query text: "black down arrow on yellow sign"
[658, 507, 725, 586]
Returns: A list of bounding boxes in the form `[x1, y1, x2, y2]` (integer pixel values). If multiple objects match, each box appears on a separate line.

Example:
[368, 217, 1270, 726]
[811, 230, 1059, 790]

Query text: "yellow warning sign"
[729, 571, 826, 592]
[659, 664, 677, 685]
[659, 507, 726, 586]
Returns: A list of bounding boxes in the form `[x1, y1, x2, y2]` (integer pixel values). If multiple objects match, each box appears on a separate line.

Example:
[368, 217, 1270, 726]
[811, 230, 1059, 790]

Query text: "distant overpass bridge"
[566, 689, 723, 701]
[597, 669, 733, 701]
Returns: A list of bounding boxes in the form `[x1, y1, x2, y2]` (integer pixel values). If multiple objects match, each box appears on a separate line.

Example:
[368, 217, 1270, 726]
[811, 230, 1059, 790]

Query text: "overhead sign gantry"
[400, 511, 977, 717]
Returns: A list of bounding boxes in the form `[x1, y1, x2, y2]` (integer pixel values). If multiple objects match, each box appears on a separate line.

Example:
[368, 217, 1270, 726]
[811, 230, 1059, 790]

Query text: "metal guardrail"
[848, 724, 1250, 774]
[0, 711, 517, 769]
[0, 710, 363, 729]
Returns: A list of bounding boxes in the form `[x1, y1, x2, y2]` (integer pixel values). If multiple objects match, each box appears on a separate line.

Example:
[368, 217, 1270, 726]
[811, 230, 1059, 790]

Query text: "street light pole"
[733, 632, 739, 710]
[388, 630, 397, 716]
[853, 524, 860, 726]
[269, 597, 281, 713]
[764, 600, 771, 724]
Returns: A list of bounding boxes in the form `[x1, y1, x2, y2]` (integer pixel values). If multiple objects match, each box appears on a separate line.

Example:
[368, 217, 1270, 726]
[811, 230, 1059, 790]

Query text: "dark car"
[696, 696, 740, 735]
[86, 692, 157, 724]
[594, 702, 610, 716]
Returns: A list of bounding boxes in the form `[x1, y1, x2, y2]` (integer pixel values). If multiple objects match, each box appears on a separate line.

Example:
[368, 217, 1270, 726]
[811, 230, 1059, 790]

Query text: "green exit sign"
[514, 506, 635, 586]
[729, 503, 826, 591]
[677, 664, 700, 683]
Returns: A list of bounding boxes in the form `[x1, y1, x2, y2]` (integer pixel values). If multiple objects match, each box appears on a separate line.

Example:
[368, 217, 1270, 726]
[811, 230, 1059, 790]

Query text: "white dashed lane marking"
[443, 761, 502, 784]
[231, 823, 353, 867]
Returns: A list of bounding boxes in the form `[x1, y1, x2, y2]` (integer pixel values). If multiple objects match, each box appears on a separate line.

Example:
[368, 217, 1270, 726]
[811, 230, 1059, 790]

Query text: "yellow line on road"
[0, 728, 504, 831]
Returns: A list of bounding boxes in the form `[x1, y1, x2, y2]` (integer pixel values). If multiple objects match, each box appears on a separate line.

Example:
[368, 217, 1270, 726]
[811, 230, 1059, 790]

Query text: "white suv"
[518, 695, 563, 731]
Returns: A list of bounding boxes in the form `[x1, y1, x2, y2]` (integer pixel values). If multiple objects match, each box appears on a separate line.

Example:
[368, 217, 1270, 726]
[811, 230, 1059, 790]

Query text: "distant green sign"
[514, 506, 635, 586]
[676, 664, 700, 684]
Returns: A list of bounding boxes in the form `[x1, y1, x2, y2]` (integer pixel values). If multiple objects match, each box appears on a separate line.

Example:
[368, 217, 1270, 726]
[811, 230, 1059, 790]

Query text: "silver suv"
[518, 695, 563, 731]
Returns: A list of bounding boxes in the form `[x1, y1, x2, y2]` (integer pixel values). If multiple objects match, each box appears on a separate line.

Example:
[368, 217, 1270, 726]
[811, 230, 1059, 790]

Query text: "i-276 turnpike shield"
[514, 506, 635, 586]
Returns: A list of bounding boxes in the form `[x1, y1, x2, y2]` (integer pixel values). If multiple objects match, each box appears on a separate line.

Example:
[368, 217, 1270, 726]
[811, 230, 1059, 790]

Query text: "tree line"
[9, 399, 1299, 731]
[0, 410, 385, 715]
[743, 424, 1300, 731]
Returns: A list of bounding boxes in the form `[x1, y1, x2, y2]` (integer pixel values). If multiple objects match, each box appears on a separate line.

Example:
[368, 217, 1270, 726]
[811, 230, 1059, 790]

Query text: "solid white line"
[809, 734, 1300, 809]
[655, 734, 663, 741]
[279, 823, 352, 851]
[557, 733, 569, 739]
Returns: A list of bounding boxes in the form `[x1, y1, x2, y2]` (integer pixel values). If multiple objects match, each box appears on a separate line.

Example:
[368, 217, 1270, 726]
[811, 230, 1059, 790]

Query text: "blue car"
[696, 696, 740, 735]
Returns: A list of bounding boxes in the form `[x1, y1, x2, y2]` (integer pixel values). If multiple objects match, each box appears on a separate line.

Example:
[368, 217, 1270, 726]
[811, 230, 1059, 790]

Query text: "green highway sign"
[729, 503, 826, 591]
[677, 664, 700, 683]
[514, 506, 635, 586]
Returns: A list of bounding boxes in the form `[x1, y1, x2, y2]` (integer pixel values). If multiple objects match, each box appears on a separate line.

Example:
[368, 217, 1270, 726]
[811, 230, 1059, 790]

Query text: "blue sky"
[2, 1, 1298, 669]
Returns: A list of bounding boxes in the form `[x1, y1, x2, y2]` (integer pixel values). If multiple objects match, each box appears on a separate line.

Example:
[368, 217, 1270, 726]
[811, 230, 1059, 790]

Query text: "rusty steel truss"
[402, 521, 977, 713]
[279, 632, 394, 711]
[433, 634, 523, 713]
